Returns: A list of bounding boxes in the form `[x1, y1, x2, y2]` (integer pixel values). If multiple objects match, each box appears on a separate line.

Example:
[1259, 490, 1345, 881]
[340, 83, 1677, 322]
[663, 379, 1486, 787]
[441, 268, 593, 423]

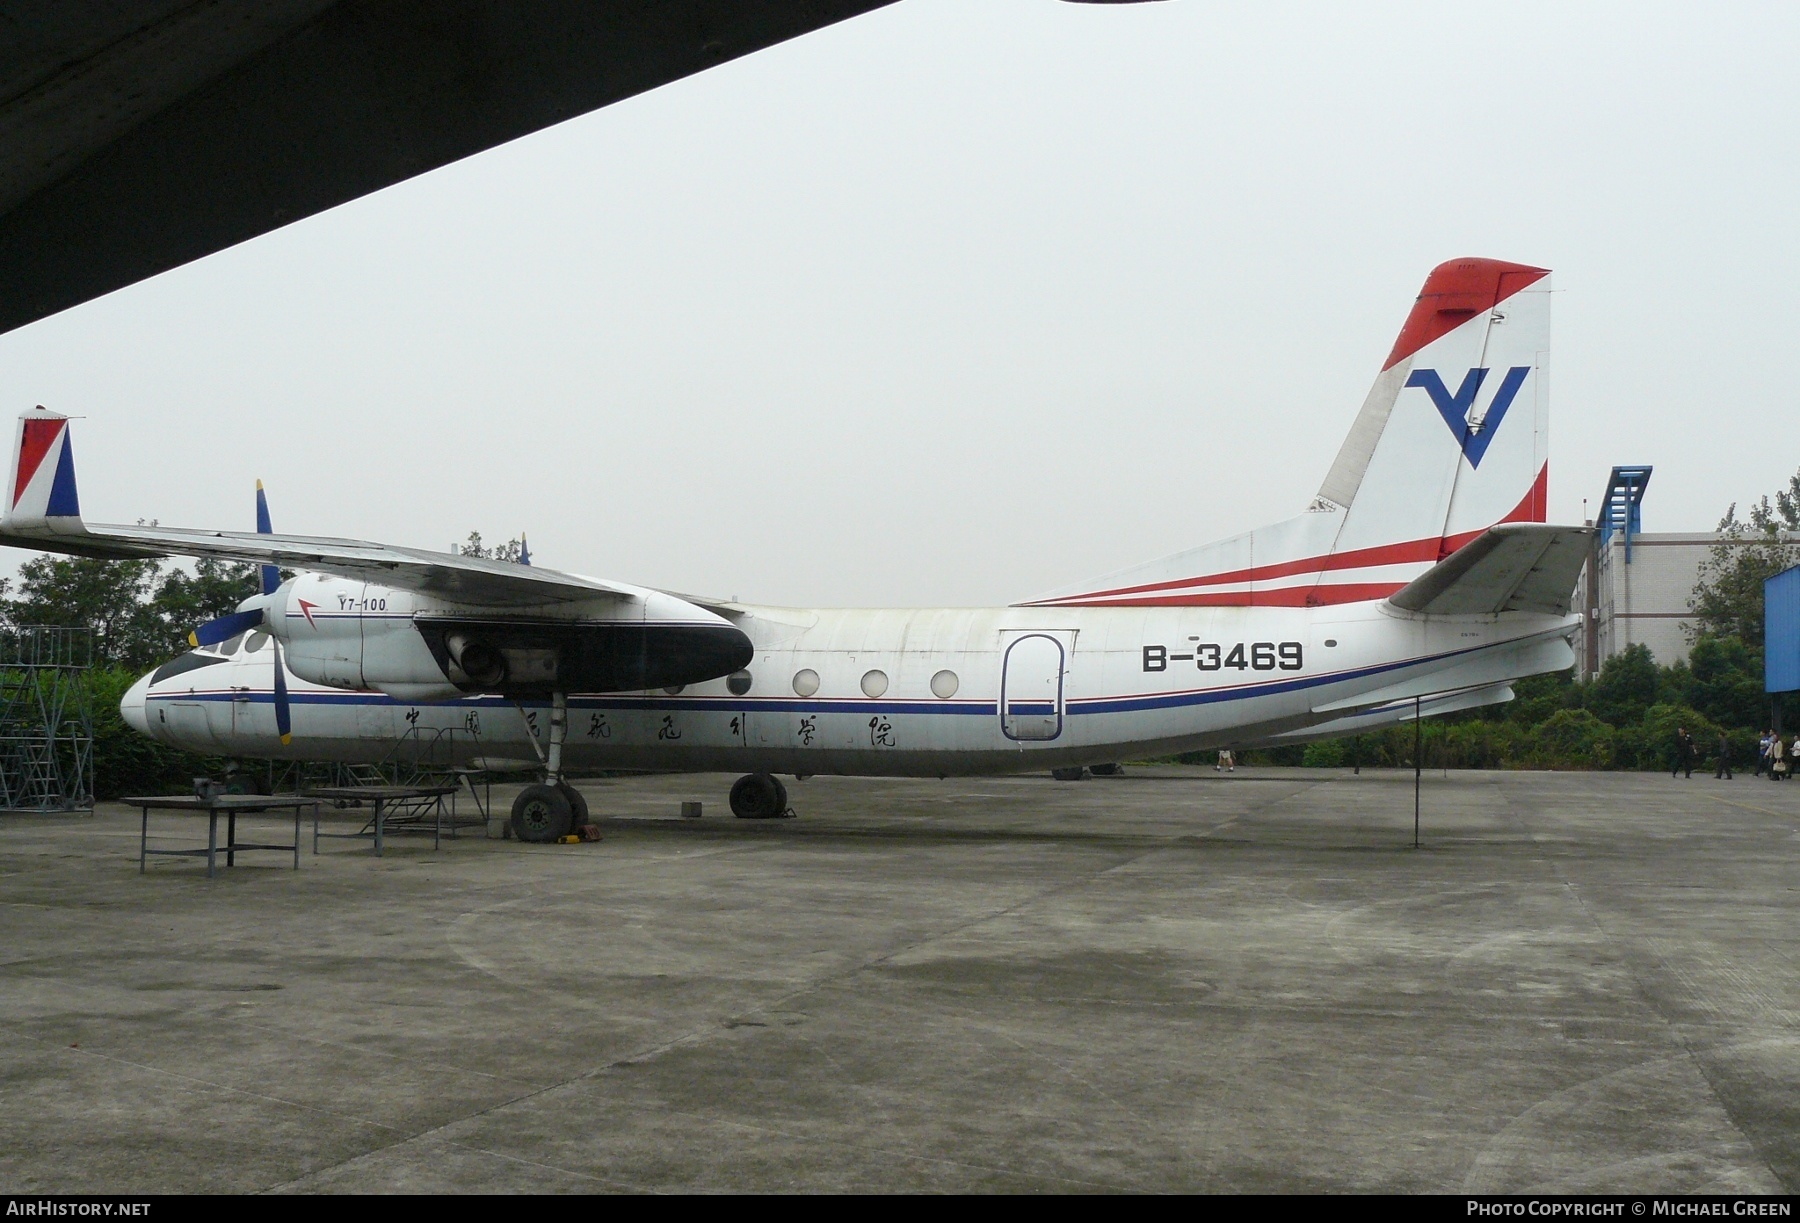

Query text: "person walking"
[1673, 727, 1696, 779]
[1756, 730, 1772, 777]
[1715, 729, 1733, 780]
[1770, 733, 1787, 782]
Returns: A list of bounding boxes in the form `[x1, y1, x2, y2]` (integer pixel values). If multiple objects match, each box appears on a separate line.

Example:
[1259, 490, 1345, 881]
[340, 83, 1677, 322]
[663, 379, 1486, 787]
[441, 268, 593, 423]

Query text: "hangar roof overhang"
[0, 0, 900, 337]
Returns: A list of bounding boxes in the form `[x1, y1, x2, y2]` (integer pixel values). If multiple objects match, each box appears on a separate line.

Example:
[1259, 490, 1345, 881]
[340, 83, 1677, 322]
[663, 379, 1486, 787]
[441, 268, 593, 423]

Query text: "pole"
[1413, 696, 1422, 849]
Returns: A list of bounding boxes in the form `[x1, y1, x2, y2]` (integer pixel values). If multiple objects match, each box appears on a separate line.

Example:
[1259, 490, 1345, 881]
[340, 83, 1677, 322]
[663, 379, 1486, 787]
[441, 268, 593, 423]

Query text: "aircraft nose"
[120, 671, 152, 737]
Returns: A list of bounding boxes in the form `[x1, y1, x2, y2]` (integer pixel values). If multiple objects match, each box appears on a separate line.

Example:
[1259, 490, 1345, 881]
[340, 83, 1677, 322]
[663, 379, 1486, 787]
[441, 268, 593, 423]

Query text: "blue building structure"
[1767, 565, 1800, 694]
[1597, 466, 1652, 563]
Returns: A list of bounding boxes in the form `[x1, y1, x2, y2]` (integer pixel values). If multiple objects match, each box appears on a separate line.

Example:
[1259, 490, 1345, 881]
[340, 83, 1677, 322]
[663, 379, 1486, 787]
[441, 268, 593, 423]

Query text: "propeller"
[255, 479, 279, 595]
[271, 636, 292, 746]
[186, 479, 292, 743]
[188, 607, 263, 648]
[257, 479, 290, 744]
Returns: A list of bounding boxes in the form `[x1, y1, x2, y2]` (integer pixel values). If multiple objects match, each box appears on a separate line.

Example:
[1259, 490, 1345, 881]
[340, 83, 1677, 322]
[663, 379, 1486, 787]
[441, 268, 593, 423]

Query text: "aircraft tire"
[512, 784, 574, 843]
[730, 773, 786, 819]
[1050, 767, 1087, 782]
[1088, 763, 1124, 777]
[556, 781, 591, 825]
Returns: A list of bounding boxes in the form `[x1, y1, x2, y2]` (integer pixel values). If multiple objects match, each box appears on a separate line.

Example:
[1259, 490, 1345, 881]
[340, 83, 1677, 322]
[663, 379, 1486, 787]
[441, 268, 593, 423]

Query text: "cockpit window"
[151, 652, 230, 684]
[244, 632, 269, 654]
[220, 633, 245, 656]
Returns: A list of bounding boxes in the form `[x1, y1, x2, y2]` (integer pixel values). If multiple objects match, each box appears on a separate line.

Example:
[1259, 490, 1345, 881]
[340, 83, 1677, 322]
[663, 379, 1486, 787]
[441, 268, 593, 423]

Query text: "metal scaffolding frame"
[0, 626, 94, 812]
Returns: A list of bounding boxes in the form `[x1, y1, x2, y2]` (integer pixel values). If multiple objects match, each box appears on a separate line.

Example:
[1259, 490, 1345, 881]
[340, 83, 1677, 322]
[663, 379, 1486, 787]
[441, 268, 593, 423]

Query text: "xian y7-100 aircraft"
[0, 258, 1591, 841]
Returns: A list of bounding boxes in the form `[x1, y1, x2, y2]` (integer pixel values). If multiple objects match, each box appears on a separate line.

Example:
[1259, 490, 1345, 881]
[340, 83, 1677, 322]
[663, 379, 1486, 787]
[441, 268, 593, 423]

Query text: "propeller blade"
[255, 479, 280, 596]
[189, 608, 264, 648]
[271, 636, 292, 746]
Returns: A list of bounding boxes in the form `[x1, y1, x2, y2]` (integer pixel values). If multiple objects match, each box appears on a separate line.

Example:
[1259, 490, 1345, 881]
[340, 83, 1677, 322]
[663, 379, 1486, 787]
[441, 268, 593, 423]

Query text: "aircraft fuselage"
[125, 598, 1575, 776]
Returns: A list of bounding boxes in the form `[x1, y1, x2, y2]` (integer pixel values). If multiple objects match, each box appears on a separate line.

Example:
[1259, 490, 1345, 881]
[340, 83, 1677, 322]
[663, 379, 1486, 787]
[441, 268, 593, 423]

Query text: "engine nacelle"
[257, 572, 754, 701]
[264, 574, 462, 701]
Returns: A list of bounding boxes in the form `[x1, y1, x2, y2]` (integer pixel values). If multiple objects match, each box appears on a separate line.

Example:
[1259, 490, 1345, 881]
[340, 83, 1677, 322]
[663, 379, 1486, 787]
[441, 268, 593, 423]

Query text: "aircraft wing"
[1384, 524, 1595, 617]
[0, 519, 636, 608]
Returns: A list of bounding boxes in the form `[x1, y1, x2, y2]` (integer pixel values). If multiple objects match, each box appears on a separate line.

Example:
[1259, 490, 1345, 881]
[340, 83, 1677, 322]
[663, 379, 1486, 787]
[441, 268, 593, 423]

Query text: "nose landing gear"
[729, 772, 790, 819]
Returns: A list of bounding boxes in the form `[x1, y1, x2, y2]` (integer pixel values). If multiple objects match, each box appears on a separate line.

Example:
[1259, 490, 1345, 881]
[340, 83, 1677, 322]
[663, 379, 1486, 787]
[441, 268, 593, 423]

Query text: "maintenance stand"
[0, 625, 94, 812]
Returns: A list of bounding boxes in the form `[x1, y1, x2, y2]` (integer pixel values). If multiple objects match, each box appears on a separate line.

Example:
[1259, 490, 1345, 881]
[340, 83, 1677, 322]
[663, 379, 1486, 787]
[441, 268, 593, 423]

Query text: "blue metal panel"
[1766, 566, 1800, 693]
[1597, 466, 1652, 563]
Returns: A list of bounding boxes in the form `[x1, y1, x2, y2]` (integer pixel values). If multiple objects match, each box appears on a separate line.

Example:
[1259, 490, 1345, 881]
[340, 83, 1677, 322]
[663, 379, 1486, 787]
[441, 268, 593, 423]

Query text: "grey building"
[1569, 467, 1795, 676]
[1575, 530, 1719, 676]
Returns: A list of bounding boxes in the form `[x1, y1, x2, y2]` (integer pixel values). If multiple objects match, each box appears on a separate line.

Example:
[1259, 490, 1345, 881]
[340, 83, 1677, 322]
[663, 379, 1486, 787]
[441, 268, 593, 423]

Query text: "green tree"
[1584, 643, 1659, 728]
[1689, 481, 1800, 651]
[453, 531, 529, 564]
[150, 557, 260, 646]
[1682, 635, 1768, 732]
[2, 555, 165, 668]
[0, 554, 259, 672]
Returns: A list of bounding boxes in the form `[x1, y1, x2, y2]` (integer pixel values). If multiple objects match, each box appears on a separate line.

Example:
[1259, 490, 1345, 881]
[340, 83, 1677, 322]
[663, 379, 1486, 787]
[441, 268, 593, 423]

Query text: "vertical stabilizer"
[1022, 258, 1552, 609]
[5, 407, 85, 536]
[1318, 258, 1549, 560]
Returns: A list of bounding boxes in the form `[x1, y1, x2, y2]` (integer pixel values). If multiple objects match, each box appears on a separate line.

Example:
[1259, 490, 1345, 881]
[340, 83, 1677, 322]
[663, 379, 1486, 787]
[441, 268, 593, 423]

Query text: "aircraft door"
[162, 701, 219, 751]
[1001, 633, 1066, 742]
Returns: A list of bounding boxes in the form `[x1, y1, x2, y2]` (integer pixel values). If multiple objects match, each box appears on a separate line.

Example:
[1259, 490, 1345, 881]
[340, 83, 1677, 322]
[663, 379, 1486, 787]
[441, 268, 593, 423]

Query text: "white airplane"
[1, 258, 1591, 840]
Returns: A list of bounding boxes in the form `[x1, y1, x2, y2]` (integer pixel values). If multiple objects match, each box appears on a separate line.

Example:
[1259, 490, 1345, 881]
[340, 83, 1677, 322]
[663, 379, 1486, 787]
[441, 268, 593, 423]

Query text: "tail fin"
[1022, 258, 1553, 609]
[1317, 258, 1549, 557]
[4, 407, 84, 536]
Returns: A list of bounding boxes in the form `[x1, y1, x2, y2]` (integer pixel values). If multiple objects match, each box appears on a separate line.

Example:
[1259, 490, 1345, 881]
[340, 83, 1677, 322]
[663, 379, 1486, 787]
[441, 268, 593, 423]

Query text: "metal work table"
[124, 795, 316, 878]
[303, 785, 462, 855]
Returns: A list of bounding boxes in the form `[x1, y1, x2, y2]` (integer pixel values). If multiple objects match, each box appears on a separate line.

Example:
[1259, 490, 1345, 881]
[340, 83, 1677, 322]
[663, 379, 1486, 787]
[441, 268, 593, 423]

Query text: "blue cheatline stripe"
[145, 638, 1504, 719]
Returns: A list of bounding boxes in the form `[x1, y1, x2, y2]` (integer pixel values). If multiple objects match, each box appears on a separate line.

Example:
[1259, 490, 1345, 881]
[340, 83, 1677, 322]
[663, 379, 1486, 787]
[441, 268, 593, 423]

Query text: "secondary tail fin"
[1022, 257, 1554, 609]
[5, 407, 83, 536]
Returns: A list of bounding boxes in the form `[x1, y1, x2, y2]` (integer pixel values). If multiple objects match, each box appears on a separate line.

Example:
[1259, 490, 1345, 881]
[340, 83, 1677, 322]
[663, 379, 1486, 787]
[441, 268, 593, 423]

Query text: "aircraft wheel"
[1088, 763, 1124, 777]
[556, 781, 591, 825]
[730, 773, 787, 819]
[1050, 767, 1087, 781]
[512, 784, 573, 843]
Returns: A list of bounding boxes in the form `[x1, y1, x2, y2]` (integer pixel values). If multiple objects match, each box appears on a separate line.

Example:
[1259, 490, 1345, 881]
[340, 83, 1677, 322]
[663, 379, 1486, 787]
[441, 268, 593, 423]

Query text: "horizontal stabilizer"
[1242, 682, 1515, 749]
[1313, 628, 1573, 714]
[1384, 524, 1593, 617]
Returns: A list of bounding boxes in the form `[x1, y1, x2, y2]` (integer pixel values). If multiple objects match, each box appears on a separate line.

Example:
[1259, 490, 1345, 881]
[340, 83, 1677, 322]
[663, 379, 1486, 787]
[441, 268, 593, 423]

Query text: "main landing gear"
[511, 691, 593, 843]
[729, 772, 790, 820]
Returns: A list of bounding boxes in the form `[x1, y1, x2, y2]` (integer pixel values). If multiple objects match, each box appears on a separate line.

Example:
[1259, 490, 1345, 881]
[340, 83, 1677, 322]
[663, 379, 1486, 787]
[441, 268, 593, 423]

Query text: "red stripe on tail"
[1031, 464, 1549, 607]
[1383, 258, 1549, 371]
[13, 418, 62, 509]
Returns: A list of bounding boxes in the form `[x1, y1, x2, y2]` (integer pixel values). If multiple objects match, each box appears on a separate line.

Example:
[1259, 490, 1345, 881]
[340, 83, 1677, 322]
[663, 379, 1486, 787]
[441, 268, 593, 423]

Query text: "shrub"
[1531, 709, 1614, 769]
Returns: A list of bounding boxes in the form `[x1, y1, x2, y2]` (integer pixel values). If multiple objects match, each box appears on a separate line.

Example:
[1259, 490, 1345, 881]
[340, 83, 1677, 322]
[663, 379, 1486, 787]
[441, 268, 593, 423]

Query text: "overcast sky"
[1, 0, 1796, 607]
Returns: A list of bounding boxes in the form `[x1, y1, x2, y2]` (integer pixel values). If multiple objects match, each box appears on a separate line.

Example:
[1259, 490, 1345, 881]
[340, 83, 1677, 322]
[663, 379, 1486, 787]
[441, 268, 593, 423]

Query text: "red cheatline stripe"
[1383, 257, 1549, 371]
[1031, 464, 1548, 608]
[1089, 583, 1407, 608]
[12, 418, 61, 509]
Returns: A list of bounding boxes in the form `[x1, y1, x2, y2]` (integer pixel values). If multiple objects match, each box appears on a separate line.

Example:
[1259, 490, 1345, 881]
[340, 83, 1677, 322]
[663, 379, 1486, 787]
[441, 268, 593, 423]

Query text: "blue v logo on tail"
[1405, 366, 1530, 468]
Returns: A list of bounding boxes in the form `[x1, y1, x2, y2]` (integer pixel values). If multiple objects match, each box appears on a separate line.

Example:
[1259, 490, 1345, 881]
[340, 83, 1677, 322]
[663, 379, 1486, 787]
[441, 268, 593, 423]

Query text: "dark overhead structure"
[0, 0, 900, 336]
